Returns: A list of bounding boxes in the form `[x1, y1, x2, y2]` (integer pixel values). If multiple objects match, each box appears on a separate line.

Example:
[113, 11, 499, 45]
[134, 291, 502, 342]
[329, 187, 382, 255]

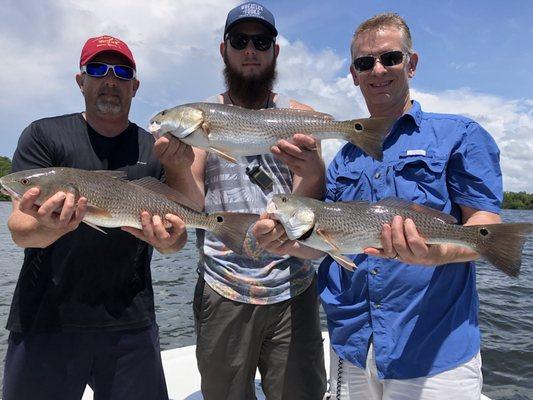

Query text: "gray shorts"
[193, 275, 326, 400]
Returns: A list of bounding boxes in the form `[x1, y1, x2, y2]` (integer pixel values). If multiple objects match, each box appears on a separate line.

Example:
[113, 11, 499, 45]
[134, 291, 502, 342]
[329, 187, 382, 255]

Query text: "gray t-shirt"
[196, 94, 315, 304]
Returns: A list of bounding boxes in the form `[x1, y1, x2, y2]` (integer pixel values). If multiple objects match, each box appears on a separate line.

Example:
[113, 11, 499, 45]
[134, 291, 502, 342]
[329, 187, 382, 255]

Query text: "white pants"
[326, 344, 483, 400]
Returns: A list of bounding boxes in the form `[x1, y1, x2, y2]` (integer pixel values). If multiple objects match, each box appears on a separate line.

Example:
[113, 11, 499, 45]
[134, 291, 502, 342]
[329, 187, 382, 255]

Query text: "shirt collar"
[400, 100, 422, 127]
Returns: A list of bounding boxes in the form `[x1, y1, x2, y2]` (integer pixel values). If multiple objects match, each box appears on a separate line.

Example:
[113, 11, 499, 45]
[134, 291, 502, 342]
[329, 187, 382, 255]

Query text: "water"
[0, 202, 531, 400]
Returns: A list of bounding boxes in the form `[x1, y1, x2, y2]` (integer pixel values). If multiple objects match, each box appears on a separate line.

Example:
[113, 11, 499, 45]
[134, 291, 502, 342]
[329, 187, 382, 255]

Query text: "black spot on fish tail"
[469, 222, 533, 277]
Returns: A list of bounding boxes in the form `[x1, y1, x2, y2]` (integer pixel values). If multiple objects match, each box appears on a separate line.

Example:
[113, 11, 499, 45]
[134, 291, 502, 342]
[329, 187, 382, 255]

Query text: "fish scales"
[310, 201, 470, 253]
[196, 102, 354, 143]
[46, 168, 205, 229]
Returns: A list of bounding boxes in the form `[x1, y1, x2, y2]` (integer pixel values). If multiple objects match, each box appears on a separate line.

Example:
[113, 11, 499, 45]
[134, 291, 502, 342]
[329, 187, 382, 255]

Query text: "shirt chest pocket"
[392, 155, 447, 204]
[331, 167, 370, 201]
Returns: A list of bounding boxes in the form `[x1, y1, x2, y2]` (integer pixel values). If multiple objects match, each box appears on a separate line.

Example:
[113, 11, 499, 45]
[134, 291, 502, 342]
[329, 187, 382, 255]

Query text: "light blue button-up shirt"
[318, 100, 502, 379]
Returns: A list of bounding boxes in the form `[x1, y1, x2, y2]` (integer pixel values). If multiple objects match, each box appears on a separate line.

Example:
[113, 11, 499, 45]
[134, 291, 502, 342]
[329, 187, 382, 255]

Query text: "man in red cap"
[2, 35, 184, 400]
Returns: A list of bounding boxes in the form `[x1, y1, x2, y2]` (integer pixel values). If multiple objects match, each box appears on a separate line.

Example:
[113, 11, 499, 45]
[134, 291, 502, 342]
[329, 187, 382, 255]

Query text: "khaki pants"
[193, 275, 326, 400]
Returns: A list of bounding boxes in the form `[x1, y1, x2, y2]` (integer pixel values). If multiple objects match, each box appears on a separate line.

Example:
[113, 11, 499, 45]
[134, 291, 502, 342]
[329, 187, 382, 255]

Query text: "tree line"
[0, 156, 532, 209]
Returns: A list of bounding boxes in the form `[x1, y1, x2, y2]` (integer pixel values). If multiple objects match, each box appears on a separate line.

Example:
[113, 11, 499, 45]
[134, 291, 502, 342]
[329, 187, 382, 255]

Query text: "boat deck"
[82, 333, 491, 399]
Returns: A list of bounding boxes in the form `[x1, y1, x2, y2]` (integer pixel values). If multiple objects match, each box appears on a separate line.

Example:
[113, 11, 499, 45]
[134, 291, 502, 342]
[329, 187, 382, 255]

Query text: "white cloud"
[1, 0, 531, 193]
[411, 88, 533, 193]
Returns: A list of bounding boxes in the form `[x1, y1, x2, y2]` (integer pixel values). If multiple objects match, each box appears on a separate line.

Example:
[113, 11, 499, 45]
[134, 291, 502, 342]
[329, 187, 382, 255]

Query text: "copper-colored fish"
[0, 167, 258, 254]
[267, 194, 532, 277]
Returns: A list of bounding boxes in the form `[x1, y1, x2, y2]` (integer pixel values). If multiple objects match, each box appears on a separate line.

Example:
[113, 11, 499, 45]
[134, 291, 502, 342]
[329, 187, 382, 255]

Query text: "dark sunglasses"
[226, 33, 275, 51]
[80, 62, 136, 80]
[353, 50, 409, 72]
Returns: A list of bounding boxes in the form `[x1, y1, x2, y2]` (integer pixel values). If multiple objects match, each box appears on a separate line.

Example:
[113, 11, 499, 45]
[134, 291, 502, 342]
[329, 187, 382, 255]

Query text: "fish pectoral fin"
[329, 252, 356, 271]
[209, 147, 238, 164]
[316, 228, 340, 251]
[180, 120, 203, 137]
[86, 204, 113, 219]
[202, 121, 211, 136]
[82, 220, 107, 234]
[131, 177, 202, 212]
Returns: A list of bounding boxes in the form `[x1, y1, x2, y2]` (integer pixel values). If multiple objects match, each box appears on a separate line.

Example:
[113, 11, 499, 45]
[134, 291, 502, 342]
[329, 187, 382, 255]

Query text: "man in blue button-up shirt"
[320, 13, 502, 400]
[254, 12, 502, 400]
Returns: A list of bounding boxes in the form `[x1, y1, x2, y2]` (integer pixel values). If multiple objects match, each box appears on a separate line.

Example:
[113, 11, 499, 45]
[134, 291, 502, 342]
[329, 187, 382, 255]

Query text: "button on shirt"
[318, 100, 502, 379]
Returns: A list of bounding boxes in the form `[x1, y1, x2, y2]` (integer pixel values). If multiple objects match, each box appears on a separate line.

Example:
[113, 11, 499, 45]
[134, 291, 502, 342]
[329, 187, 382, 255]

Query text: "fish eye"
[20, 178, 29, 185]
[479, 228, 489, 236]
[281, 196, 287, 203]
[161, 110, 166, 116]
[217, 216, 224, 223]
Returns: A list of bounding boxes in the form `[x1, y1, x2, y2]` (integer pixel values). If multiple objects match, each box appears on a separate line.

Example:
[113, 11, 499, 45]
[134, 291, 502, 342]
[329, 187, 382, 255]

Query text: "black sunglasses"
[353, 50, 409, 72]
[226, 33, 275, 51]
[81, 62, 136, 80]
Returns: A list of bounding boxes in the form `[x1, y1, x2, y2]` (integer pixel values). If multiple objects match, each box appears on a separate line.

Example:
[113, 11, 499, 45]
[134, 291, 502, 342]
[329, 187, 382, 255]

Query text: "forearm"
[291, 167, 326, 199]
[435, 208, 502, 265]
[154, 243, 182, 255]
[163, 148, 206, 207]
[432, 243, 481, 264]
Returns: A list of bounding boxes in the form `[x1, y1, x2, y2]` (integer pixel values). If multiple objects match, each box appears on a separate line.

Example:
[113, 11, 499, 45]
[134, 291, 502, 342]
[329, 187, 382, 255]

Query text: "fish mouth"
[266, 200, 279, 219]
[148, 122, 162, 137]
[148, 121, 160, 132]
[0, 185, 20, 199]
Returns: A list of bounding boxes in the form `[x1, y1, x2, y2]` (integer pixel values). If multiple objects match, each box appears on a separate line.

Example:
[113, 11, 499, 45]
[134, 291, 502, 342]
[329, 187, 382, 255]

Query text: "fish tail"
[210, 212, 259, 254]
[468, 222, 533, 277]
[340, 117, 396, 161]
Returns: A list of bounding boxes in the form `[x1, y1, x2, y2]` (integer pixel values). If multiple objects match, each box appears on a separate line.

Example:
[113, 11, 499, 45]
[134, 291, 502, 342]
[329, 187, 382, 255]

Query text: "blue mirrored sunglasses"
[81, 62, 136, 80]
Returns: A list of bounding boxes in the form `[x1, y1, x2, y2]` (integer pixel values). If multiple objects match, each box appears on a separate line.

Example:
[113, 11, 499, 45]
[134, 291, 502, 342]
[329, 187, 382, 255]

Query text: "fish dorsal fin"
[329, 252, 356, 271]
[258, 108, 335, 121]
[93, 170, 127, 179]
[375, 197, 457, 224]
[130, 177, 202, 212]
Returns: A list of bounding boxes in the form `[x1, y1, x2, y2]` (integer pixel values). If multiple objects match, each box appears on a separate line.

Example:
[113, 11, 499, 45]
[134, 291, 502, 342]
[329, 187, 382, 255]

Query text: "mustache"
[98, 86, 122, 96]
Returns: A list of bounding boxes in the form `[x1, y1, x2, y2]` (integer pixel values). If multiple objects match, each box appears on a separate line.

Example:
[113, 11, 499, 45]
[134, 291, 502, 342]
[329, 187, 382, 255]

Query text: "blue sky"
[269, 0, 533, 100]
[1, 0, 531, 191]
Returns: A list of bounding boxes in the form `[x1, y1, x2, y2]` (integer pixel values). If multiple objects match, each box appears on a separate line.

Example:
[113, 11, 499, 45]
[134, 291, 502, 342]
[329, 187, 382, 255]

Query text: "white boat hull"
[82, 332, 491, 399]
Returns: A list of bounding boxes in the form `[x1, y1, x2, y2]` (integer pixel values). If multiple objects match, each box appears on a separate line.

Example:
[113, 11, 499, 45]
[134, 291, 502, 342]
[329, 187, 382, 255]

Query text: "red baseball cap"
[79, 35, 136, 69]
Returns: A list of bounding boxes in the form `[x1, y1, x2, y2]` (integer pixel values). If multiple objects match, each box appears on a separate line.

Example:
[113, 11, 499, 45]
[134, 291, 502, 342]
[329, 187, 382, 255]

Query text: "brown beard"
[223, 49, 277, 109]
